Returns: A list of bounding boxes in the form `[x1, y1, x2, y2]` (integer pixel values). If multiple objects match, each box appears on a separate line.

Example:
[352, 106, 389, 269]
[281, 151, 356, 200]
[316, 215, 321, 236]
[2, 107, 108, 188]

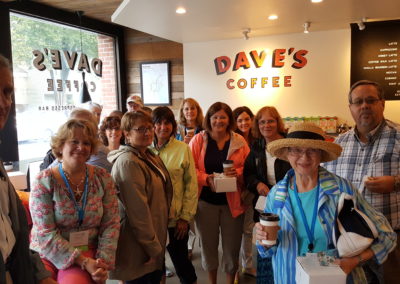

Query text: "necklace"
[62, 167, 86, 198]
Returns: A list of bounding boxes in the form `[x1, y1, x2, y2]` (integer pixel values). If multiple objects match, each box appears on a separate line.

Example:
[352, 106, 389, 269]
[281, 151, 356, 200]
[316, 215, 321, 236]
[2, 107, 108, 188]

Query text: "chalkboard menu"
[351, 20, 400, 100]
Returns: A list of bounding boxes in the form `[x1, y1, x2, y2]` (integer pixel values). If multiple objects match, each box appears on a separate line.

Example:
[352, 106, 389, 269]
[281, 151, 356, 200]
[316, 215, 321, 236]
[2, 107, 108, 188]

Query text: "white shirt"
[266, 149, 277, 186]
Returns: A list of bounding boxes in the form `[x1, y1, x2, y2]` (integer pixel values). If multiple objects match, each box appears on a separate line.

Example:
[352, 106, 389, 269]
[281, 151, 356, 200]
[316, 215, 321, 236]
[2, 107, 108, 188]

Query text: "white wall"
[183, 29, 400, 126]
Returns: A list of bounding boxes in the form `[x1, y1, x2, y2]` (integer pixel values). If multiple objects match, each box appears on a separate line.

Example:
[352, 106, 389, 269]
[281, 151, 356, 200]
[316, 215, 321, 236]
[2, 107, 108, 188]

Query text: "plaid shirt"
[324, 120, 400, 230]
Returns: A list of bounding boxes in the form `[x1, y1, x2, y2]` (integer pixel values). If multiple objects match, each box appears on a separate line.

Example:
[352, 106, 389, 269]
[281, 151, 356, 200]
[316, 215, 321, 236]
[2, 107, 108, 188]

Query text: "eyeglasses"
[259, 119, 276, 126]
[350, 98, 381, 106]
[288, 148, 320, 157]
[132, 127, 153, 134]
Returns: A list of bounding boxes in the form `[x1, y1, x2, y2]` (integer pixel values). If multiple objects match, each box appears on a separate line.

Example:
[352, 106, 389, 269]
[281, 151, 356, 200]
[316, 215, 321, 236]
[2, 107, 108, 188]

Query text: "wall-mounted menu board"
[351, 20, 400, 100]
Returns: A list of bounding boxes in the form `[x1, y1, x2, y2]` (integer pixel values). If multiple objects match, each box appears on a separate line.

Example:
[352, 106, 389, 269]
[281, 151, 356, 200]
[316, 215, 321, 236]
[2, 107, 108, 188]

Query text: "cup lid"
[260, 213, 279, 221]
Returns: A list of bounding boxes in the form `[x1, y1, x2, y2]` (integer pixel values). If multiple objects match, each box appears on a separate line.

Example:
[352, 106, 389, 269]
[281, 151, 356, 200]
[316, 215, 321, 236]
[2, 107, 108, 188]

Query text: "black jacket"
[243, 138, 291, 221]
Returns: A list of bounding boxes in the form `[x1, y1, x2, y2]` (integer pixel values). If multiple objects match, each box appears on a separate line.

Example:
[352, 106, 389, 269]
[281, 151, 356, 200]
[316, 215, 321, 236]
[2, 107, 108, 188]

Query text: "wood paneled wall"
[124, 29, 184, 115]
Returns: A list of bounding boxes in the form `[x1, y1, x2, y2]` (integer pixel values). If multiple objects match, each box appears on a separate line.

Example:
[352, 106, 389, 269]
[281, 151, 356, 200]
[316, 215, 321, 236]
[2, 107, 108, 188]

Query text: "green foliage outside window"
[10, 13, 98, 69]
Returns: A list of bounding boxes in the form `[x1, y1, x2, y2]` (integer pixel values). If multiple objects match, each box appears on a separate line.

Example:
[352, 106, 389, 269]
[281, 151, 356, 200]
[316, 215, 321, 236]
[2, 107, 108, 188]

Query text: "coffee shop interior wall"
[124, 29, 184, 114]
[184, 29, 400, 126]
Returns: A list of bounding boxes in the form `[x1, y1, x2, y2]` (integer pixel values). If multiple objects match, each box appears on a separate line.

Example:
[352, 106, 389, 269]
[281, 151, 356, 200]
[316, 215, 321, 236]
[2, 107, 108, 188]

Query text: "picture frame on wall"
[140, 61, 171, 105]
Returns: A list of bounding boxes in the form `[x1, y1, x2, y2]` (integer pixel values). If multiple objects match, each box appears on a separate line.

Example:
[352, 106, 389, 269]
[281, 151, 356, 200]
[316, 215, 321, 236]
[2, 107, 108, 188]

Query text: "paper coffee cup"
[260, 213, 279, 245]
[186, 128, 195, 136]
[223, 160, 234, 175]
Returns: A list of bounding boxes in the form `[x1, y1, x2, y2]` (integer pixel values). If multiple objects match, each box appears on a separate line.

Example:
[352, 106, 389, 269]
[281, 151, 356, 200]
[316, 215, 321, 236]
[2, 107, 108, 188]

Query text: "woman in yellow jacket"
[150, 107, 198, 284]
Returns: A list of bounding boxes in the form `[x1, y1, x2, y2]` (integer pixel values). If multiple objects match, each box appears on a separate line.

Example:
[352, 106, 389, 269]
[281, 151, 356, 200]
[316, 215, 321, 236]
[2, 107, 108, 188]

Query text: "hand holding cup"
[184, 128, 195, 144]
[223, 160, 237, 177]
[259, 213, 280, 246]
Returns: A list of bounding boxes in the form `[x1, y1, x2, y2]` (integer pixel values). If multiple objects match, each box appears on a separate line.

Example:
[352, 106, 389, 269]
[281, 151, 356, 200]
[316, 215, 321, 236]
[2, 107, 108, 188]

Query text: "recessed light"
[268, 14, 278, 20]
[311, 0, 323, 3]
[303, 22, 310, 33]
[176, 7, 186, 14]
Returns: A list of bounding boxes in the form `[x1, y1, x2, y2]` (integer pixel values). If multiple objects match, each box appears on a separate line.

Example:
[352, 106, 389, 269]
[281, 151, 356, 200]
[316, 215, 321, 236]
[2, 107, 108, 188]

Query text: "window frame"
[0, 1, 127, 162]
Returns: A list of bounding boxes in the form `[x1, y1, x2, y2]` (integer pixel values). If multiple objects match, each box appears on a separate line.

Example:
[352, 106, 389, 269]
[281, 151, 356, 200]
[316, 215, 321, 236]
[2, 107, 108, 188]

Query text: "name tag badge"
[69, 230, 89, 251]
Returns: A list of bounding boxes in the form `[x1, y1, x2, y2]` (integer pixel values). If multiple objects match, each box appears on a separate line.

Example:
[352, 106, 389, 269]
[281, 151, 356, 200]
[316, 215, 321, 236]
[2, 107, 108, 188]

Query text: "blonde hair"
[51, 119, 99, 160]
[121, 110, 153, 133]
[70, 108, 97, 126]
[178, 98, 204, 127]
[252, 106, 286, 138]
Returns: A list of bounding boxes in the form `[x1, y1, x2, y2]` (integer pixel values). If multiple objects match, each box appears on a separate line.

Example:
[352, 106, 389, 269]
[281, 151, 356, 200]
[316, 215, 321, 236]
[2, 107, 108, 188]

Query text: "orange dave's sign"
[213, 48, 308, 89]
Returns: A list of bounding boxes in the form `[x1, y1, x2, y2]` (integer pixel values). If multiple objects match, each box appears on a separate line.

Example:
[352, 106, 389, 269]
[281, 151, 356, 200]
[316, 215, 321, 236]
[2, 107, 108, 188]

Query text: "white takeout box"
[213, 174, 237, 193]
[296, 255, 346, 284]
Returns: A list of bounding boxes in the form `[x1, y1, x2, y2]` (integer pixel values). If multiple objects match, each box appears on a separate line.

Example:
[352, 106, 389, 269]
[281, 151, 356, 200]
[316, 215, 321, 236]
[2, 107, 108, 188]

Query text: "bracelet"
[394, 175, 400, 192]
[81, 258, 89, 270]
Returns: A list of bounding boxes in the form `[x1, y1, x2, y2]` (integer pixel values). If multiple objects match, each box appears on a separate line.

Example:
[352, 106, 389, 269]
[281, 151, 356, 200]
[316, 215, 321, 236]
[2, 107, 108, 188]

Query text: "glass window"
[10, 12, 118, 164]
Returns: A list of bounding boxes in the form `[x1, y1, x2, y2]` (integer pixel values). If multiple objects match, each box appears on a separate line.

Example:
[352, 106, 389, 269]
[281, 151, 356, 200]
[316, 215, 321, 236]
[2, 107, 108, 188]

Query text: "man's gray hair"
[88, 101, 103, 110]
[0, 54, 12, 70]
[348, 80, 384, 103]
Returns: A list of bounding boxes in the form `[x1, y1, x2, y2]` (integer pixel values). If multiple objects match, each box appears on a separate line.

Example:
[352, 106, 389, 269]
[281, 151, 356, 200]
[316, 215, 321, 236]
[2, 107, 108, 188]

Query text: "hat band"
[287, 131, 324, 141]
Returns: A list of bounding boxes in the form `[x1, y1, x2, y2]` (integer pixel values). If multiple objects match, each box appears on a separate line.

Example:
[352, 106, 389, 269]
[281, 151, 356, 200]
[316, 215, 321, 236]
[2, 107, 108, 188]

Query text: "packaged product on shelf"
[326, 117, 337, 134]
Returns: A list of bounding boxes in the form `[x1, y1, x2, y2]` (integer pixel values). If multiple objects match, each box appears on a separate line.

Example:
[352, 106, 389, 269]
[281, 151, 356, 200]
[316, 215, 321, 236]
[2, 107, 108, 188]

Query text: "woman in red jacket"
[189, 102, 250, 284]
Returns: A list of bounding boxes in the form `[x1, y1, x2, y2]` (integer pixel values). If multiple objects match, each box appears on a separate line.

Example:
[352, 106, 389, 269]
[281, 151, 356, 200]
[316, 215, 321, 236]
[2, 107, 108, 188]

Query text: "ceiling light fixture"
[303, 22, 310, 34]
[357, 17, 367, 30]
[311, 0, 323, 3]
[77, 11, 91, 104]
[243, 28, 251, 40]
[268, 14, 278, 20]
[176, 7, 186, 14]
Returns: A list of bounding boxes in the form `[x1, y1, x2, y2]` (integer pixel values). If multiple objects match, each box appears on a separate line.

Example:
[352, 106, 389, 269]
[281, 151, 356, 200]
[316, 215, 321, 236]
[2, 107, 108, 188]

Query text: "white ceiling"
[112, 0, 400, 43]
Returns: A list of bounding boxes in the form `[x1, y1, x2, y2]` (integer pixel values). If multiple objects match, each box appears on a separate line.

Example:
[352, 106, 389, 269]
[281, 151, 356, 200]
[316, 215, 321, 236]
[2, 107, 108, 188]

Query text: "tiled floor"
[107, 238, 257, 284]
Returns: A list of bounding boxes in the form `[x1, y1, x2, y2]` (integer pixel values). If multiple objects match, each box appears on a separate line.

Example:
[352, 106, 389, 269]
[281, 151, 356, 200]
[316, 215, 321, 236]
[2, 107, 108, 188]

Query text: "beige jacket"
[108, 145, 172, 281]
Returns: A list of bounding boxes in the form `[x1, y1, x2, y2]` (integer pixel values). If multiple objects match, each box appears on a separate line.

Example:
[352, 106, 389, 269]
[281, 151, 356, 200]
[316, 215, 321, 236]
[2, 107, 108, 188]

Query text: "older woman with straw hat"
[255, 123, 396, 284]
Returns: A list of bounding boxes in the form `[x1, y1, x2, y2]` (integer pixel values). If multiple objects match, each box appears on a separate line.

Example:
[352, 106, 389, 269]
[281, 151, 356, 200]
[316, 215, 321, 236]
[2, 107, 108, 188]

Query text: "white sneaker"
[165, 268, 174, 277]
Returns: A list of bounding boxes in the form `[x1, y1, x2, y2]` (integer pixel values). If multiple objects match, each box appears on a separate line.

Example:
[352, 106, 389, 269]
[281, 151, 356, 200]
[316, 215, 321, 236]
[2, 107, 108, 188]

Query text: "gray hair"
[348, 80, 384, 103]
[0, 54, 11, 70]
[87, 101, 103, 110]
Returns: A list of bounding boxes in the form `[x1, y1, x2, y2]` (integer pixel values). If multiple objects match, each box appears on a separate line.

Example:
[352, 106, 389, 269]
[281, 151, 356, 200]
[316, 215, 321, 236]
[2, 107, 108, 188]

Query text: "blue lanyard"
[59, 163, 89, 227]
[292, 175, 320, 252]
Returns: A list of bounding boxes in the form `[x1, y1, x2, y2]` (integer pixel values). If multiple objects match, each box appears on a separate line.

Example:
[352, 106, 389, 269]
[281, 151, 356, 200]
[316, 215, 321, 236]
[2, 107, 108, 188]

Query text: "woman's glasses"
[258, 119, 276, 126]
[288, 147, 320, 157]
[132, 127, 153, 134]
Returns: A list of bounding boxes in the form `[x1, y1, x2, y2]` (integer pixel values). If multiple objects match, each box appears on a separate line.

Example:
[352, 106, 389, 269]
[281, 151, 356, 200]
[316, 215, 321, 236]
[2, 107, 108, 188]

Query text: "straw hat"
[267, 122, 342, 162]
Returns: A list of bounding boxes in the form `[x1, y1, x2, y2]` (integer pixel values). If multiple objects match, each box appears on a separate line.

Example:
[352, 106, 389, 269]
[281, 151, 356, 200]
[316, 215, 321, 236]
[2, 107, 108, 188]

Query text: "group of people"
[0, 51, 399, 284]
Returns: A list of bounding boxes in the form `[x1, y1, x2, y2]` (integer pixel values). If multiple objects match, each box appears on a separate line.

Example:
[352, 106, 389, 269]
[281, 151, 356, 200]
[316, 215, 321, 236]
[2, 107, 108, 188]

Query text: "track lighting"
[303, 22, 310, 34]
[357, 18, 367, 30]
[243, 28, 251, 40]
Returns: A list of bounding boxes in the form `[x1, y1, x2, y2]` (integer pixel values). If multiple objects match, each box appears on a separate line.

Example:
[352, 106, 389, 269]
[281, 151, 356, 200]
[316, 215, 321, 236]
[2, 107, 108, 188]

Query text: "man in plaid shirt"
[325, 80, 400, 284]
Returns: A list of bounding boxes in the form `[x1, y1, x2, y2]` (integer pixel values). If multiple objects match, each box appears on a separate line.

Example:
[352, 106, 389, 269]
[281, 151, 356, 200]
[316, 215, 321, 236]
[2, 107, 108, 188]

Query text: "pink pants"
[42, 249, 96, 284]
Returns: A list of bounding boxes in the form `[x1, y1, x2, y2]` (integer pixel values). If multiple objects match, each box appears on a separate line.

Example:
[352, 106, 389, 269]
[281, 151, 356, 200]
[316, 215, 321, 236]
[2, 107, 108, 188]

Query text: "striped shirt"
[324, 120, 400, 230]
[257, 167, 396, 284]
